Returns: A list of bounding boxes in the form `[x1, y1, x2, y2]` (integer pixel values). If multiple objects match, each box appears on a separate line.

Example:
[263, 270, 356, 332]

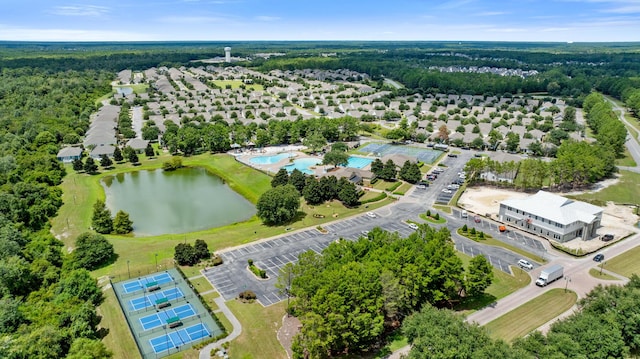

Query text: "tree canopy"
[257, 184, 301, 225]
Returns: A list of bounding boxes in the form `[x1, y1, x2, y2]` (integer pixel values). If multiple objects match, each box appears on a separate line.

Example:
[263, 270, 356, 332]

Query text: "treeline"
[158, 115, 360, 156]
[285, 225, 493, 358]
[583, 92, 627, 157]
[0, 68, 114, 357]
[466, 139, 616, 190]
[404, 275, 640, 359]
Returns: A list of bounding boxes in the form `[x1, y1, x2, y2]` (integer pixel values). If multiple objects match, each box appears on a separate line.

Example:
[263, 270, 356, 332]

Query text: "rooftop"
[501, 190, 602, 225]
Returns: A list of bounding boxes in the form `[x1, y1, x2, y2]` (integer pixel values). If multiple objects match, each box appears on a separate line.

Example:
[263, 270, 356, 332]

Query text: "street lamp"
[155, 253, 158, 272]
[127, 260, 131, 279]
[600, 261, 606, 275]
[564, 276, 571, 293]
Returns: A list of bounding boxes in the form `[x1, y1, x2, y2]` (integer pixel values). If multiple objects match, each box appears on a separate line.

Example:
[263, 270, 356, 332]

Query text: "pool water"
[345, 156, 373, 169]
[249, 153, 295, 165]
[283, 158, 322, 174]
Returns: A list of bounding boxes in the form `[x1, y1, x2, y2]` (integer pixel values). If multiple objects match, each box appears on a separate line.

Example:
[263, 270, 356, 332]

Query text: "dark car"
[601, 234, 614, 241]
[593, 253, 604, 262]
[447, 153, 458, 158]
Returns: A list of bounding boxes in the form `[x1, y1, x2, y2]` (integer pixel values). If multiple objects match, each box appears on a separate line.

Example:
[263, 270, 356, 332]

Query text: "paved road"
[607, 97, 640, 171]
[203, 150, 549, 306]
[132, 106, 143, 139]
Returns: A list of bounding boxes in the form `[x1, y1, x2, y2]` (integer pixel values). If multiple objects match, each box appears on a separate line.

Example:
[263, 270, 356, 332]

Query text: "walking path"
[198, 296, 243, 359]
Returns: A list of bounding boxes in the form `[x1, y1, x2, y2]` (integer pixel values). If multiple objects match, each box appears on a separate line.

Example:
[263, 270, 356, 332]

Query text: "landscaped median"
[484, 288, 577, 342]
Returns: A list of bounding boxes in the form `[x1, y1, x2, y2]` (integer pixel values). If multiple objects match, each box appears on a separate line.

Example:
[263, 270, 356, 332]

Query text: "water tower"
[224, 47, 231, 63]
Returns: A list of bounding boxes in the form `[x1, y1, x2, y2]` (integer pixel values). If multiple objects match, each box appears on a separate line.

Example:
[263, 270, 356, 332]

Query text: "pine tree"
[113, 147, 123, 162]
[113, 210, 133, 234]
[91, 200, 113, 234]
[83, 157, 98, 174]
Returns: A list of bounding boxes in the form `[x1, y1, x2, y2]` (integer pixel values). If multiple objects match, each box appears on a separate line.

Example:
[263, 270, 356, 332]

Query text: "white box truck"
[536, 264, 564, 287]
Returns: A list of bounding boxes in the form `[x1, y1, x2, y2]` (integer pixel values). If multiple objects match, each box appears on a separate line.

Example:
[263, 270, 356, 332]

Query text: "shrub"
[426, 209, 432, 217]
[360, 192, 387, 204]
[462, 224, 468, 232]
[248, 259, 254, 266]
[434, 213, 440, 220]
[478, 231, 485, 239]
[470, 227, 476, 235]
[238, 290, 257, 301]
[162, 156, 183, 171]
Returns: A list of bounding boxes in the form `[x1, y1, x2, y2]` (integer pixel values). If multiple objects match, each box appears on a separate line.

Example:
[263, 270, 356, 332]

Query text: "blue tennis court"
[122, 272, 174, 294]
[139, 304, 197, 331]
[149, 323, 210, 354]
[128, 287, 184, 311]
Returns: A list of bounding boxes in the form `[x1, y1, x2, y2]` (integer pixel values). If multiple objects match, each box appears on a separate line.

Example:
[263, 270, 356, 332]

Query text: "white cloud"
[473, 11, 508, 16]
[602, 5, 640, 12]
[50, 5, 109, 17]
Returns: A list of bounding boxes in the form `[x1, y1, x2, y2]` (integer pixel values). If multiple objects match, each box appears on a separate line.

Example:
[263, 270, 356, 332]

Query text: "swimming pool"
[249, 153, 295, 165]
[345, 156, 373, 169]
[283, 158, 322, 174]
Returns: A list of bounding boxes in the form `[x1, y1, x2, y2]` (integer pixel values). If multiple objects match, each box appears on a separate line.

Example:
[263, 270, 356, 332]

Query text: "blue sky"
[1, 0, 639, 42]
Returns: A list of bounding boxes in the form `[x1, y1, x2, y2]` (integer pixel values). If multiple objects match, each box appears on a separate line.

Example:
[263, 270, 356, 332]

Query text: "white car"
[366, 212, 376, 218]
[442, 189, 452, 194]
[361, 230, 370, 236]
[518, 259, 534, 270]
[408, 223, 419, 230]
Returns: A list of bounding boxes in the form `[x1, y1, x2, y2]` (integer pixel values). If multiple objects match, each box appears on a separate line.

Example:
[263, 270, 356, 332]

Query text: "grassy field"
[99, 288, 140, 359]
[604, 245, 640, 278]
[588, 268, 620, 281]
[484, 289, 577, 342]
[574, 170, 640, 205]
[393, 182, 413, 195]
[615, 148, 638, 167]
[433, 204, 452, 214]
[226, 300, 288, 359]
[456, 252, 531, 311]
[212, 80, 264, 91]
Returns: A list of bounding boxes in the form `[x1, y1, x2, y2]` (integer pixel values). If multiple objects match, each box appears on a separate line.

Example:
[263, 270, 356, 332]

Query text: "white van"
[461, 210, 468, 218]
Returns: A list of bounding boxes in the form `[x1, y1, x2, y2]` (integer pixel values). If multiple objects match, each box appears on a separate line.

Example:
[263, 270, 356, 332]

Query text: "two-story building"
[499, 191, 602, 242]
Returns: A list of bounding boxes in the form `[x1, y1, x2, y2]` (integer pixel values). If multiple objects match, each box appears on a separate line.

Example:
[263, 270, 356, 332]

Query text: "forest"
[0, 41, 639, 358]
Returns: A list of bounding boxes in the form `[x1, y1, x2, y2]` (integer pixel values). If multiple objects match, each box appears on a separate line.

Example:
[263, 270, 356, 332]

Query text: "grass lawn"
[392, 182, 413, 195]
[433, 204, 452, 214]
[99, 288, 140, 359]
[484, 289, 577, 342]
[615, 148, 637, 167]
[360, 190, 387, 202]
[588, 268, 620, 281]
[420, 213, 446, 224]
[200, 292, 221, 312]
[603, 245, 640, 278]
[455, 252, 531, 312]
[573, 170, 640, 205]
[212, 80, 264, 91]
[190, 276, 214, 291]
[226, 300, 288, 359]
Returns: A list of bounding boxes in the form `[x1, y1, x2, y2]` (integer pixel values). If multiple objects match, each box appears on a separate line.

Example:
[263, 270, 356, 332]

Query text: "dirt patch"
[459, 187, 638, 254]
[277, 315, 301, 359]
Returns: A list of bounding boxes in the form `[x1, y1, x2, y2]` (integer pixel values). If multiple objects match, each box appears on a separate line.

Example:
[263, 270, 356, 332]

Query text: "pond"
[102, 167, 256, 236]
[115, 86, 133, 95]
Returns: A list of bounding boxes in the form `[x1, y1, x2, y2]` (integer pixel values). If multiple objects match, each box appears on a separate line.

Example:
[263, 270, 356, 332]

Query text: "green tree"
[303, 131, 327, 153]
[70, 232, 114, 270]
[271, 168, 290, 187]
[66, 338, 113, 359]
[319, 175, 339, 201]
[505, 132, 520, 152]
[126, 147, 139, 163]
[0, 296, 25, 334]
[399, 160, 421, 183]
[322, 150, 349, 168]
[145, 143, 155, 157]
[257, 184, 301, 225]
[83, 157, 98, 174]
[56, 269, 104, 306]
[72, 158, 84, 172]
[331, 142, 348, 152]
[381, 159, 397, 180]
[174, 243, 199, 266]
[113, 147, 123, 162]
[465, 255, 494, 297]
[99, 154, 112, 168]
[288, 169, 307, 193]
[194, 239, 210, 260]
[303, 177, 324, 205]
[112, 210, 133, 234]
[371, 158, 384, 178]
[338, 181, 359, 207]
[91, 200, 113, 234]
